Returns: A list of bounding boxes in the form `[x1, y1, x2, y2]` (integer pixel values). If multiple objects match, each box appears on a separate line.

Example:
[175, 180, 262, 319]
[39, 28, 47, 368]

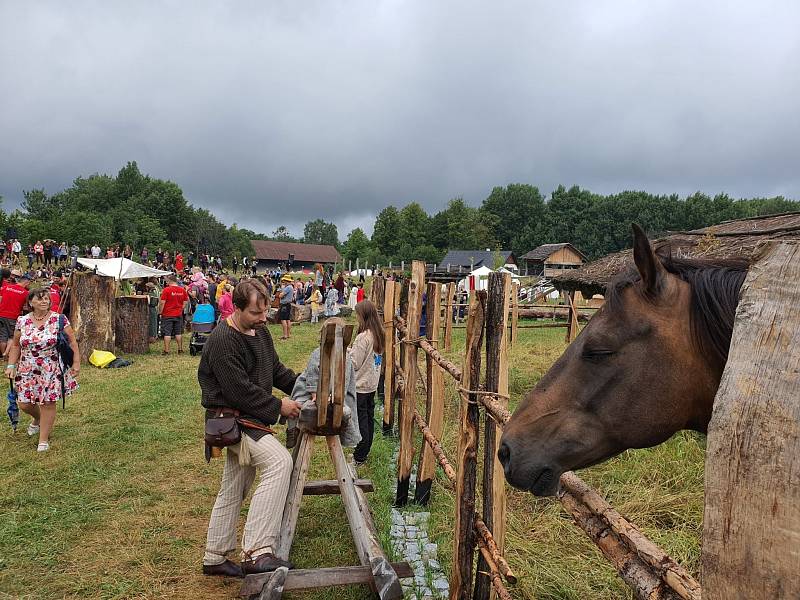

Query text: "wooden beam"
[395, 261, 424, 507]
[444, 281, 455, 351]
[275, 433, 315, 561]
[510, 282, 519, 347]
[255, 566, 288, 600]
[475, 273, 511, 600]
[316, 321, 335, 427]
[382, 279, 397, 435]
[327, 435, 403, 599]
[302, 479, 374, 495]
[565, 290, 579, 343]
[450, 291, 485, 600]
[415, 281, 445, 505]
[240, 563, 414, 596]
[702, 240, 800, 600]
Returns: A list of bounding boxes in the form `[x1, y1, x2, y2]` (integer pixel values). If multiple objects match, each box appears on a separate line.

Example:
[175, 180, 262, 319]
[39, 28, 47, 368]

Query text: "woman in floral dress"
[5, 288, 80, 452]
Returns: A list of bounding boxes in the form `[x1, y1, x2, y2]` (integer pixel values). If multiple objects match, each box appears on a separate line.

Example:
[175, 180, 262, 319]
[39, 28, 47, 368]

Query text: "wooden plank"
[316, 321, 336, 427]
[240, 562, 413, 596]
[510, 282, 519, 347]
[395, 261, 424, 507]
[302, 479, 374, 495]
[382, 279, 396, 436]
[415, 281, 444, 505]
[444, 281, 455, 352]
[275, 433, 315, 561]
[330, 322, 353, 430]
[256, 566, 288, 600]
[328, 435, 403, 600]
[565, 290, 579, 343]
[702, 240, 800, 600]
[450, 291, 485, 600]
[475, 273, 510, 600]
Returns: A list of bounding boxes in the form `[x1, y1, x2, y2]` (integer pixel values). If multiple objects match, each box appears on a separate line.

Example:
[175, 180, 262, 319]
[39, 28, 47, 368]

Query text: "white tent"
[458, 265, 493, 291]
[76, 257, 172, 280]
[497, 266, 522, 281]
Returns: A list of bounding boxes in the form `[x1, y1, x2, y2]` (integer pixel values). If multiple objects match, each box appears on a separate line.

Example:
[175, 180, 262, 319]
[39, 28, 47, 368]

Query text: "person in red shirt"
[175, 252, 184, 273]
[158, 275, 189, 355]
[49, 283, 61, 313]
[0, 271, 32, 356]
[356, 282, 365, 303]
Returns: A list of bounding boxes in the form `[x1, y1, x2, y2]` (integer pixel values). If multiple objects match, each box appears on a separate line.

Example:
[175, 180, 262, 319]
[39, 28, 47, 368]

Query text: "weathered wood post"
[395, 261, 424, 506]
[415, 281, 444, 505]
[444, 281, 455, 352]
[382, 279, 397, 436]
[475, 274, 510, 600]
[565, 290, 579, 343]
[702, 241, 800, 600]
[450, 291, 485, 600]
[510, 282, 519, 347]
[69, 272, 117, 362]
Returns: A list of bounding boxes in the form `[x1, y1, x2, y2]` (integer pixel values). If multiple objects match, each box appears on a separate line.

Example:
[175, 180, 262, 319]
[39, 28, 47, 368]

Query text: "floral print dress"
[14, 312, 78, 404]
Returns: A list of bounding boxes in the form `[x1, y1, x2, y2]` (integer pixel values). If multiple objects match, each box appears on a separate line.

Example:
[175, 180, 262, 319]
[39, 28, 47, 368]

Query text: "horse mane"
[607, 247, 749, 369]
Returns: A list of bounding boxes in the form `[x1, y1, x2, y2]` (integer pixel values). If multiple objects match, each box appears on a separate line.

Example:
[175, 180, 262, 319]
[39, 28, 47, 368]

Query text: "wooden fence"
[371, 261, 701, 600]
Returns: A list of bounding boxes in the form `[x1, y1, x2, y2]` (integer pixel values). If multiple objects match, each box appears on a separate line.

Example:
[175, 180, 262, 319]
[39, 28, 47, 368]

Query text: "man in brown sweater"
[198, 279, 302, 577]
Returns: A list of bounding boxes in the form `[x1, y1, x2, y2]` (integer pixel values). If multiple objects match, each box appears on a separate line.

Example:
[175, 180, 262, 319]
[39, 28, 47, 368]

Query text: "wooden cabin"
[520, 243, 586, 277]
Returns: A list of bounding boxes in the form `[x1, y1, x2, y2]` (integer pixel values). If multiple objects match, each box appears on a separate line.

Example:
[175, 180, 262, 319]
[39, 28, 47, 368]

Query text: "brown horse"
[499, 224, 749, 496]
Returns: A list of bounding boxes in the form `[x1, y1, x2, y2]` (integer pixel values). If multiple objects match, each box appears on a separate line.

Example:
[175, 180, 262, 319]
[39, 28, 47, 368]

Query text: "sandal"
[37, 442, 50, 452]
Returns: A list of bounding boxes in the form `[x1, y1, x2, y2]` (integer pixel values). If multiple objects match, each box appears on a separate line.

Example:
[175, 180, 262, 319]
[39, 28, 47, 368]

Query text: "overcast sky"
[1, 1, 798, 239]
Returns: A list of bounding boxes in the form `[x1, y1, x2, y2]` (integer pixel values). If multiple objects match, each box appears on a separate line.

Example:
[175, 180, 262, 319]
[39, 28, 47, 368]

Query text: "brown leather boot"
[285, 427, 298, 449]
[202, 559, 244, 577]
[242, 553, 294, 575]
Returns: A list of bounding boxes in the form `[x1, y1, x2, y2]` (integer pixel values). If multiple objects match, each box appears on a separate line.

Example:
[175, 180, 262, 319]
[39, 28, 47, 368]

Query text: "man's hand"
[280, 397, 303, 419]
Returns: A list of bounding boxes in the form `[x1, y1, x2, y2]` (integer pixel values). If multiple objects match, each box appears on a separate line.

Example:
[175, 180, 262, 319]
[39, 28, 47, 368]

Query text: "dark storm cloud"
[1, 1, 798, 238]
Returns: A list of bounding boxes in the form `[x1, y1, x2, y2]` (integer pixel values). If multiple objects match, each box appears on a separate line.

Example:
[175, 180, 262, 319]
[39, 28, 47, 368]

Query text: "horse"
[498, 224, 749, 496]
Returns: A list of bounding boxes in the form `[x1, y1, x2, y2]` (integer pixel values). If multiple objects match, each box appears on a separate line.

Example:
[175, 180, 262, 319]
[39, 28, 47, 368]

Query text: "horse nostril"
[498, 441, 510, 466]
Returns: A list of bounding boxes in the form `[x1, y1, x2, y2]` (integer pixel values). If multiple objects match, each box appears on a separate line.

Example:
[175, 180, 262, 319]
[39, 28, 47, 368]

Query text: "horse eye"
[581, 349, 614, 363]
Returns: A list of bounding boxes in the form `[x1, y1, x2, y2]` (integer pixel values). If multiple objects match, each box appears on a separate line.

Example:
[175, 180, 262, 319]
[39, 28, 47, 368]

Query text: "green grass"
[0, 319, 704, 599]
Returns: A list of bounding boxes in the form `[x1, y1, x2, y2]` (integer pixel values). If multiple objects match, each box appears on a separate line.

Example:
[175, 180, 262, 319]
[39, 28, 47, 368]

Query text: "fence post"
[382, 279, 396, 436]
[415, 281, 444, 505]
[512, 282, 520, 347]
[450, 291, 485, 600]
[395, 261, 425, 507]
[475, 274, 510, 600]
[444, 281, 455, 352]
[565, 290, 579, 343]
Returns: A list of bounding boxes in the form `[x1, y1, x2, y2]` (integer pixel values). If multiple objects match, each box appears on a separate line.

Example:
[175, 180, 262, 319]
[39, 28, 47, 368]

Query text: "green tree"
[371, 206, 402, 258]
[481, 184, 546, 254]
[340, 227, 373, 263]
[272, 225, 297, 241]
[303, 219, 339, 246]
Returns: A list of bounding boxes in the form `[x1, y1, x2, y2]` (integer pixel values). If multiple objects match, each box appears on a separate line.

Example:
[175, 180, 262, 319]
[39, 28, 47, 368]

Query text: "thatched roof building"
[552, 212, 800, 296]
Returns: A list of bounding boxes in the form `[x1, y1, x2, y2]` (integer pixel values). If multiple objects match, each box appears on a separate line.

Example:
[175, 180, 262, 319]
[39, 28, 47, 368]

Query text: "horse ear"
[631, 223, 664, 296]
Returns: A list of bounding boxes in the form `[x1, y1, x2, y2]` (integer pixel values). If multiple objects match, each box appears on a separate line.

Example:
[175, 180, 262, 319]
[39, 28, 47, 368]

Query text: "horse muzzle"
[498, 438, 561, 497]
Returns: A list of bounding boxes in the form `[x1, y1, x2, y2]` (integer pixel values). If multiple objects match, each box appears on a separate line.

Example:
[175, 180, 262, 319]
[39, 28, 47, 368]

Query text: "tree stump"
[69, 272, 117, 363]
[291, 303, 311, 323]
[114, 296, 149, 354]
[702, 241, 800, 599]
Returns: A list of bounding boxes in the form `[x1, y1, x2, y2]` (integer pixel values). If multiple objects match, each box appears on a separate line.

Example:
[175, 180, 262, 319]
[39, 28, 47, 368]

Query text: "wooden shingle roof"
[250, 240, 341, 263]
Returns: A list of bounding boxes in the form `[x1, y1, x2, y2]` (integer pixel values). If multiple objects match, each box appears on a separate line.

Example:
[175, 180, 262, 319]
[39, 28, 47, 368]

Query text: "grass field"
[0, 318, 705, 599]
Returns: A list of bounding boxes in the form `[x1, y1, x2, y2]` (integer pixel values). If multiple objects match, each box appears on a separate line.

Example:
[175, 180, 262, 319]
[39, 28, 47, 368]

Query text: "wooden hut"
[551, 212, 800, 296]
[519, 243, 586, 277]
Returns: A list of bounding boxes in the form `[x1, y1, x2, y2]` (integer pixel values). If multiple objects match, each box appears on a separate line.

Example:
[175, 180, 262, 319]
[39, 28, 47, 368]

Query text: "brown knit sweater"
[198, 320, 297, 440]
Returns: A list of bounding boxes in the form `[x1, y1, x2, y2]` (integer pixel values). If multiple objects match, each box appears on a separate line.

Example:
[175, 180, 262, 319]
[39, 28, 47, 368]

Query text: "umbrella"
[7, 379, 18, 432]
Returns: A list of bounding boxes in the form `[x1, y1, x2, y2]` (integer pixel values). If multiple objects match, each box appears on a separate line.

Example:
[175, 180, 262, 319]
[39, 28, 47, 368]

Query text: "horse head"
[499, 224, 747, 496]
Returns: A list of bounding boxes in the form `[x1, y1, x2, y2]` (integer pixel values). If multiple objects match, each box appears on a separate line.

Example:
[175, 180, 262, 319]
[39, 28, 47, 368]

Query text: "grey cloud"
[1, 0, 798, 239]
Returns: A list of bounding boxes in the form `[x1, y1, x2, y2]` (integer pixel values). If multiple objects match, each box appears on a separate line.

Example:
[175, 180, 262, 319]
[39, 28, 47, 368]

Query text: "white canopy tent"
[458, 265, 493, 291]
[76, 257, 172, 280]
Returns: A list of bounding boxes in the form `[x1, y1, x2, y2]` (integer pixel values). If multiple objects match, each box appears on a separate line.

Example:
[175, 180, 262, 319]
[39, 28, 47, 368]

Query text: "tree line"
[2, 162, 796, 265]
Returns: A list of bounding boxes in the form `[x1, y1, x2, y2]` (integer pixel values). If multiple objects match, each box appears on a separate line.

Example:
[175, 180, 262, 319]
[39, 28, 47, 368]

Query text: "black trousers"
[353, 391, 375, 463]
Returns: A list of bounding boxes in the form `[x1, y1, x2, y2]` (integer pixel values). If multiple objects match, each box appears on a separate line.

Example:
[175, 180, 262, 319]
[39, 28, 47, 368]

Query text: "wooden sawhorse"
[240, 319, 409, 600]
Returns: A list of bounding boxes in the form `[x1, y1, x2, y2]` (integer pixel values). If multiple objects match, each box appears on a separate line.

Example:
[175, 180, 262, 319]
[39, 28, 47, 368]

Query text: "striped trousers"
[203, 433, 293, 565]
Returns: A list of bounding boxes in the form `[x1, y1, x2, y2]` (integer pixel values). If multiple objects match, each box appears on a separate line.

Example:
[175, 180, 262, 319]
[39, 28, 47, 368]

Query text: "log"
[450, 291, 485, 600]
[444, 281, 455, 351]
[316, 321, 336, 427]
[517, 307, 591, 321]
[510, 282, 519, 346]
[475, 273, 511, 600]
[382, 280, 397, 435]
[290, 303, 310, 323]
[702, 240, 800, 600]
[114, 296, 149, 354]
[255, 566, 288, 600]
[302, 479, 373, 495]
[395, 261, 424, 507]
[560, 472, 701, 599]
[476, 542, 514, 600]
[69, 272, 117, 363]
[415, 281, 445, 505]
[412, 409, 457, 482]
[559, 491, 681, 600]
[328, 435, 403, 599]
[240, 563, 414, 596]
[565, 291, 579, 343]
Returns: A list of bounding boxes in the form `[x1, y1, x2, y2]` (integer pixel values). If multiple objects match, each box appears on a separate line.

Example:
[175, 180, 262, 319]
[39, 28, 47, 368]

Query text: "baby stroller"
[189, 303, 215, 356]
